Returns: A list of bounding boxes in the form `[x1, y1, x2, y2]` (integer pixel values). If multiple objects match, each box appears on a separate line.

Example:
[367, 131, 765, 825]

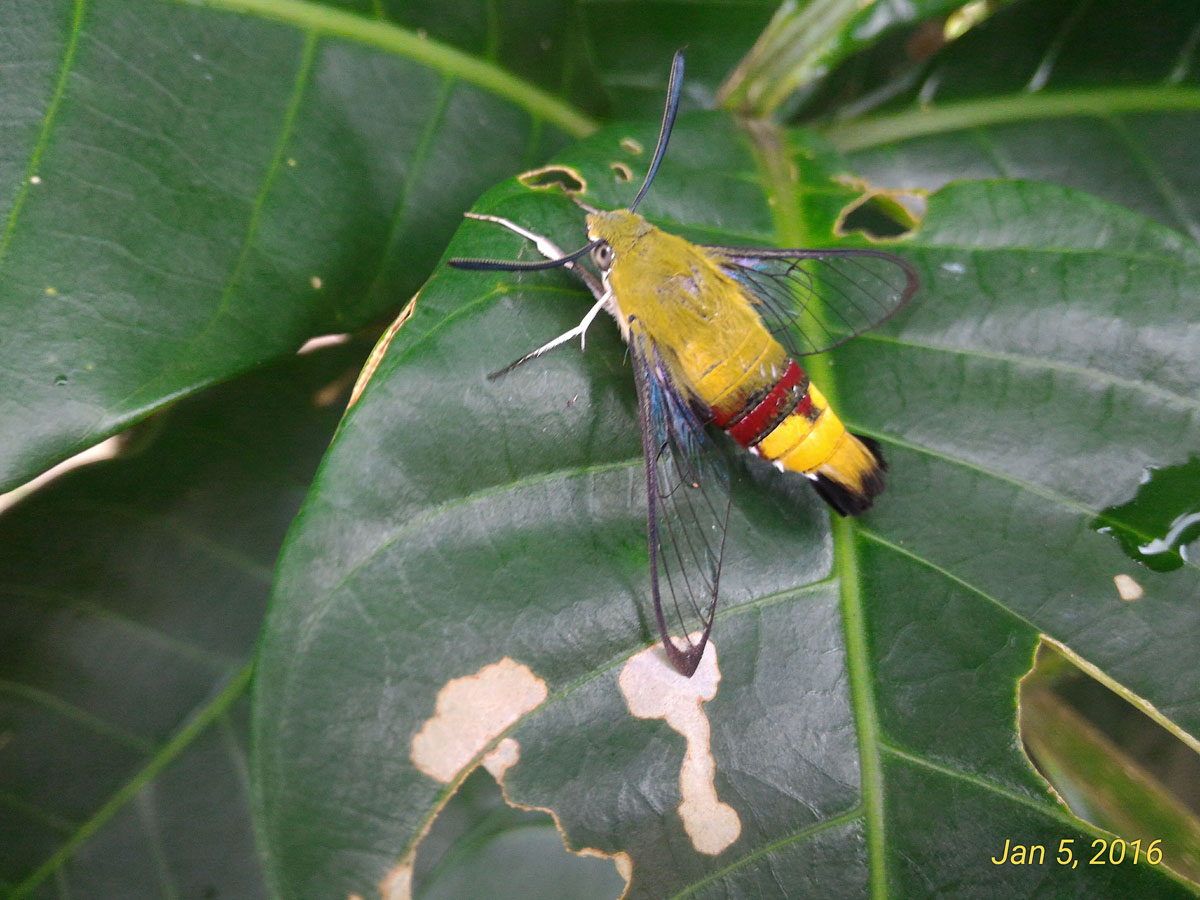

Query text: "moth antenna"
[629, 50, 685, 214]
[450, 51, 683, 270]
[447, 238, 599, 272]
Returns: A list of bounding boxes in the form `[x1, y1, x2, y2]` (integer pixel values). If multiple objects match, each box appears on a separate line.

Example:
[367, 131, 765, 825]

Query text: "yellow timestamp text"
[991, 838, 1163, 867]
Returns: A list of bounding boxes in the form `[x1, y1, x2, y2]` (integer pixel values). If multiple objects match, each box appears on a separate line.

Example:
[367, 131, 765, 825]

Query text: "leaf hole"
[1018, 638, 1200, 883]
[835, 191, 924, 240]
[1092, 454, 1200, 572]
[517, 165, 586, 194]
[410, 767, 628, 900]
[610, 162, 633, 183]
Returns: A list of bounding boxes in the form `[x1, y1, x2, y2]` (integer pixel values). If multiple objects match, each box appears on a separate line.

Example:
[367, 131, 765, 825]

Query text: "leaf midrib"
[743, 117, 891, 897]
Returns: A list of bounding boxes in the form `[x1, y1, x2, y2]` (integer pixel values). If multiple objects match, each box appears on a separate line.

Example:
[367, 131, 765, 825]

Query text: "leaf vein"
[826, 86, 1200, 153]
[1105, 114, 1200, 242]
[852, 426, 1200, 577]
[0, 584, 236, 668]
[855, 527, 1039, 633]
[363, 75, 457, 304]
[0, 680, 154, 754]
[855, 330, 1200, 414]
[99, 30, 319, 419]
[664, 807, 865, 900]
[879, 742, 1078, 825]
[11, 664, 253, 897]
[0, 0, 88, 268]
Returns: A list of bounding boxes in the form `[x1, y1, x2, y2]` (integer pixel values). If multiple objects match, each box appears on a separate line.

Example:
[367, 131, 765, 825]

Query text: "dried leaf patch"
[411, 658, 547, 783]
[619, 641, 741, 855]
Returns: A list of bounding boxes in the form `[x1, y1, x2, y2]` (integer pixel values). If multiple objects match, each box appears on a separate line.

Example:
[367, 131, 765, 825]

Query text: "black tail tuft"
[855, 434, 887, 472]
[811, 433, 886, 517]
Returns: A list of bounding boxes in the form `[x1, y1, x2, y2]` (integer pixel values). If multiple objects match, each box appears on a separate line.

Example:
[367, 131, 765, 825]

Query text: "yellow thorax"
[585, 209, 782, 408]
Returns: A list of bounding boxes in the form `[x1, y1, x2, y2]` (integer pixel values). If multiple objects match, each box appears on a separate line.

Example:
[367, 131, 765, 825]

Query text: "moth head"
[586, 209, 652, 264]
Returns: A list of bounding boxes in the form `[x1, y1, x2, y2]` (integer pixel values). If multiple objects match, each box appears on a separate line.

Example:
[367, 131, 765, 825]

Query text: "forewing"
[705, 246, 919, 357]
[629, 327, 732, 677]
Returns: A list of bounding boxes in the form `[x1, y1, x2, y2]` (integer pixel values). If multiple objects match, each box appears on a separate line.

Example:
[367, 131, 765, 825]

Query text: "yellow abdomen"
[675, 331, 886, 515]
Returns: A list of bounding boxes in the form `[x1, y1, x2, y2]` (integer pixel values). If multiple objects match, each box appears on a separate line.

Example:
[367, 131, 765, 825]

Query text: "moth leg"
[487, 290, 612, 380]
[463, 212, 603, 300]
[465, 211, 615, 379]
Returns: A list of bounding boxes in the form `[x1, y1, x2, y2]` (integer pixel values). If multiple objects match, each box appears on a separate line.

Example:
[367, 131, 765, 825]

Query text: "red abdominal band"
[725, 359, 807, 448]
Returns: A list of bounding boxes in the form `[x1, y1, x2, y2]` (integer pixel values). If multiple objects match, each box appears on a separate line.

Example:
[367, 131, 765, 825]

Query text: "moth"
[449, 52, 918, 676]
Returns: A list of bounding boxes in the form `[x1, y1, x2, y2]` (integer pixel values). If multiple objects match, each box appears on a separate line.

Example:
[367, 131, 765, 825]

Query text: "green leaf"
[822, 0, 1200, 238]
[0, 0, 594, 491]
[9, 0, 1195, 896]
[253, 104, 1200, 898]
[0, 341, 361, 896]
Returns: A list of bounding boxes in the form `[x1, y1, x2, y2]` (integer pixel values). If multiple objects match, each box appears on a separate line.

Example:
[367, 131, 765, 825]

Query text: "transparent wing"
[704, 246, 919, 357]
[629, 326, 732, 676]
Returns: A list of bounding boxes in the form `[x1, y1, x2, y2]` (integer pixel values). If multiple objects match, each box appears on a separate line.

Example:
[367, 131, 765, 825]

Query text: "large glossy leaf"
[822, 0, 1200, 238]
[3, 3, 989, 896]
[253, 107, 1200, 897]
[0, 0, 595, 491]
[0, 341, 362, 896]
[1, 0, 843, 495]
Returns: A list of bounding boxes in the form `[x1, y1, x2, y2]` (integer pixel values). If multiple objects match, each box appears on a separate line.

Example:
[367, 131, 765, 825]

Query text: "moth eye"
[591, 241, 614, 270]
